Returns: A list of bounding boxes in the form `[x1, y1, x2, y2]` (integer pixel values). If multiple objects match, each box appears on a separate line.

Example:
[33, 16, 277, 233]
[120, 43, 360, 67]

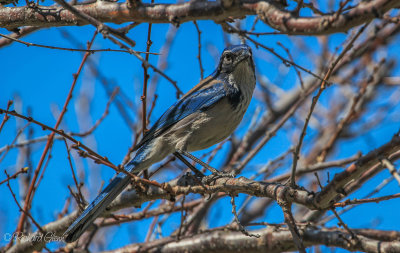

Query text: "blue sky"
[1, 2, 400, 252]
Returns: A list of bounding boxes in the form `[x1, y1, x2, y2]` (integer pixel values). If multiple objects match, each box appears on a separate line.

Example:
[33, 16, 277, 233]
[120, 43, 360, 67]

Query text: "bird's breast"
[182, 97, 248, 151]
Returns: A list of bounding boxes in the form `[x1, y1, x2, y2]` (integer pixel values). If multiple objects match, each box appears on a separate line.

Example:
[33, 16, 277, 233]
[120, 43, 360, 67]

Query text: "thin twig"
[334, 193, 400, 207]
[291, 0, 325, 15]
[0, 33, 159, 54]
[141, 11, 154, 179]
[230, 195, 260, 238]
[277, 41, 304, 89]
[331, 208, 358, 240]
[141, 11, 154, 136]
[4, 171, 45, 234]
[72, 87, 119, 137]
[0, 122, 30, 164]
[63, 138, 85, 205]
[268, 154, 360, 182]
[292, 0, 303, 16]
[0, 167, 28, 186]
[381, 158, 400, 186]
[177, 195, 187, 239]
[145, 216, 159, 242]
[0, 26, 39, 48]
[0, 100, 13, 133]
[193, 21, 204, 80]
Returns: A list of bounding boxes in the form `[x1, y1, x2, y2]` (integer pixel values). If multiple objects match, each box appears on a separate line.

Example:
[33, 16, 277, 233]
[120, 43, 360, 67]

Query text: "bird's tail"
[63, 160, 139, 243]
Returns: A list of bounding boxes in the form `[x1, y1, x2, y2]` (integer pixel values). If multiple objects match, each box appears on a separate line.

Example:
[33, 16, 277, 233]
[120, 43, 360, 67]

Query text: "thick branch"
[0, 1, 252, 29]
[255, 0, 400, 35]
[0, 0, 399, 35]
[101, 226, 400, 253]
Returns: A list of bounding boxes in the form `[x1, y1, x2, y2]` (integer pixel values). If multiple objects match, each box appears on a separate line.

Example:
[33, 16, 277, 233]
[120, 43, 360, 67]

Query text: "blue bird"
[63, 44, 256, 242]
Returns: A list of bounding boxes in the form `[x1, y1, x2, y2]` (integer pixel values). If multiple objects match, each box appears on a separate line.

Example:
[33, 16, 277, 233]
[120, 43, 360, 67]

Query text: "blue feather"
[136, 81, 229, 148]
[63, 152, 146, 242]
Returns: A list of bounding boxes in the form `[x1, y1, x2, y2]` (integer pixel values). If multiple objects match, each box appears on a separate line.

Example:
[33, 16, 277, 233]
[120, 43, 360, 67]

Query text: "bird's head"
[217, 44, 255, 76]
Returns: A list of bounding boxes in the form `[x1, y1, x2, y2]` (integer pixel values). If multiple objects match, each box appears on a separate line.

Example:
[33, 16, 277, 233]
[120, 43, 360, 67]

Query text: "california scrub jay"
[64, 44, 256, 242]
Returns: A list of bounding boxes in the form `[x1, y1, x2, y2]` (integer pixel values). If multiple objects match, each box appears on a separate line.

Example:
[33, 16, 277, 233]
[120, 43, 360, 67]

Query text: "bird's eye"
[225, 53, 233, 63]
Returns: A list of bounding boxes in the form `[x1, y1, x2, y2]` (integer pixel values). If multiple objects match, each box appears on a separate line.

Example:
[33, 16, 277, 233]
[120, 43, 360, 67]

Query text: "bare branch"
[100, 226, 400, 253]
[0, 0, 398, 35]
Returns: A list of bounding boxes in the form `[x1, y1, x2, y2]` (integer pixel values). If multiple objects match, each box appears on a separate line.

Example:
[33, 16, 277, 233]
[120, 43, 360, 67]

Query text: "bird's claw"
[202, 171, 235, 184]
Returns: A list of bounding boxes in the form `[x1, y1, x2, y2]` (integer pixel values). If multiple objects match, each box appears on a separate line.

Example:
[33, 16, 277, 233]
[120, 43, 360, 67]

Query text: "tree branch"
[0, 0, 399, 35]
[100, 226, 400, 253]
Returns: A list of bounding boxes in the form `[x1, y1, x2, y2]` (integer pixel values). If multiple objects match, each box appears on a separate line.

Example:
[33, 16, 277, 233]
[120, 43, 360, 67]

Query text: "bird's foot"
[202, 170, 235, 184]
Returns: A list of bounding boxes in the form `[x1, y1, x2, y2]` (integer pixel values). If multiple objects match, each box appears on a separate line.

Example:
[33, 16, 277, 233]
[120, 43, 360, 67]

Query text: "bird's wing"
[135, 78, 226, 149]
